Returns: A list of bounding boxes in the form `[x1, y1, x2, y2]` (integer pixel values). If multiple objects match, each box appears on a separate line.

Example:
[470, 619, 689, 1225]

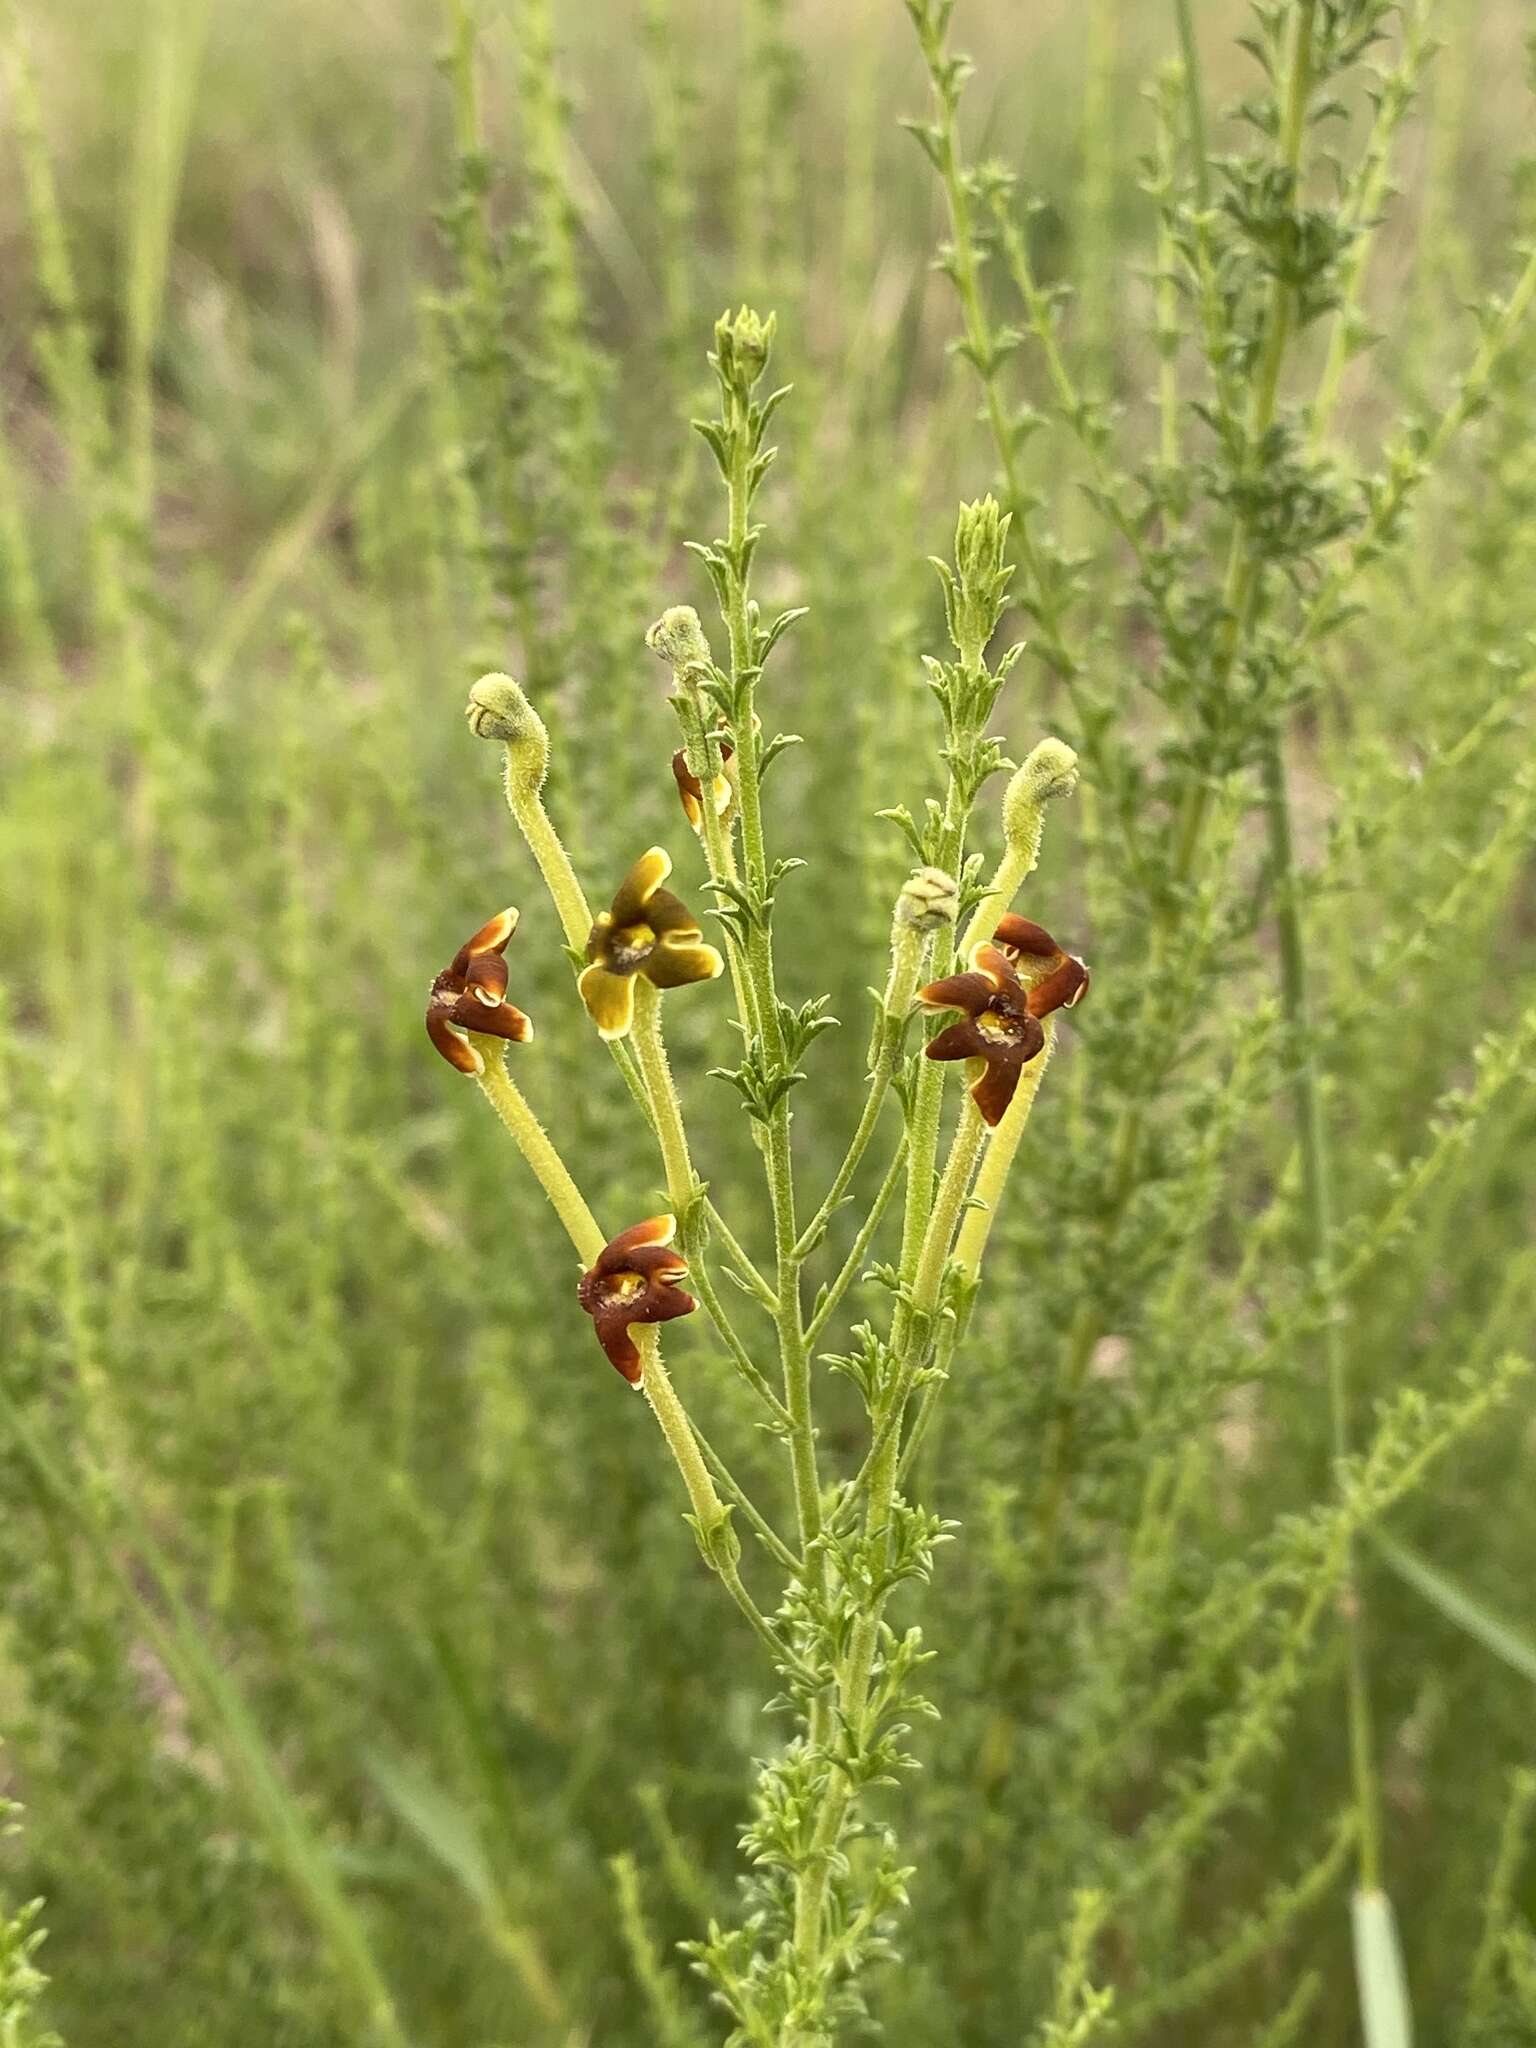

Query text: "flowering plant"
[431, 312, 1087, 2038]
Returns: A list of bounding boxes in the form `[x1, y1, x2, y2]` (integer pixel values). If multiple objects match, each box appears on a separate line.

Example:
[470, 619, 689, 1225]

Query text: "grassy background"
[2, 1, 1535, 2043]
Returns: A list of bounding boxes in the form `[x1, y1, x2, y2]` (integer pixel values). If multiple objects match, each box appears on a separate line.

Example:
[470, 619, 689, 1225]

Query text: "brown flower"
[576, 1215, 697, 1384]
[919, 942, 1047, 1127]
[426, 909, 533, 1074]
[671, 739, 736, 835]
[578, 847, 724, 1040]
[991, 912, 1091, 1017]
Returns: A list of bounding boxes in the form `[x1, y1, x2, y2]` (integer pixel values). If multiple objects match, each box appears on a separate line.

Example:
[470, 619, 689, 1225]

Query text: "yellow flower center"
[977, 1009, 1022, 1046]
[607, 922, 656, 973]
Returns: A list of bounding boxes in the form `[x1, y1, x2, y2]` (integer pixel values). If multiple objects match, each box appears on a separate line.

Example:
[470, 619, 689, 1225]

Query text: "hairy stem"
[470, 1046, 785, 1659]
[631, 978, 697, 1212]
[474, 1047, 604, 1263]
[634, 979, 789, 1419]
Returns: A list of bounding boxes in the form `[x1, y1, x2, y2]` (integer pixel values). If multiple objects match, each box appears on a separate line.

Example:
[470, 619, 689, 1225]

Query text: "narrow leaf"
[365, 1750, 500, 1920]
[1351, 1888, 1413, 2048]
[1374, 1536, 1536, 1686]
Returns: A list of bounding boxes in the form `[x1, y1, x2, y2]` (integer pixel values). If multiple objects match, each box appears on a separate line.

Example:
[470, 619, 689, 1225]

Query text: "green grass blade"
[364, 1749, 569, 2024]
[0, 1390, 410, 2047]
[1374, 1536, 1536, 1687]
[364, 1750, 500, 1920]
[1352, 1888, 1414, 2048]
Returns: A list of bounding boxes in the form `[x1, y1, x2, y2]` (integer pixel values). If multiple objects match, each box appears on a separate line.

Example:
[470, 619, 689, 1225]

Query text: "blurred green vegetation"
[1, 1, 1535, 2043]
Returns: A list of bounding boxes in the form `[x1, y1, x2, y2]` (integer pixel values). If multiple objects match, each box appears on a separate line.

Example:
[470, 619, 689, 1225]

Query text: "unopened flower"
[645, 604, 713, 676]
[896, 865, 960, 932]
[714, 305, 775, 389]
[672, 741, 736, 834]
[579, 848, 724, 1040]
[919, 942, 1046, 1127]
[465, 672, 550, 791]
[426, 909, 532, 1074]
[991, 913, 1091, 1016]
[577, 1215, 696, 1384]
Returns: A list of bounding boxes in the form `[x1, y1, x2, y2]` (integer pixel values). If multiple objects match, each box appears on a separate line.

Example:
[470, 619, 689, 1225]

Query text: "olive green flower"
[578, 848, 724, 1040]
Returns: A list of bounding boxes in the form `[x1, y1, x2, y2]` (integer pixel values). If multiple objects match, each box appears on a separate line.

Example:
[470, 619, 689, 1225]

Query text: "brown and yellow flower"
[576, 1215, 697, 1384]
[991, 912, 1091, 1017]
[671, 739, 736, 835]
[426, 908, 533, 1074]
[578, 848, 724, 1040]
[919, 942, 1047, 1127]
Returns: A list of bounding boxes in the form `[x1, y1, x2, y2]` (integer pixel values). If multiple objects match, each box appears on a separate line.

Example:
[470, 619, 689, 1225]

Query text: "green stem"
[675, 683, 762, 1042]
[704, 1198, 778, 1312]
[951, 1026, 1056, 1278]
[723, 397, 785, 1072]
[1171, 0, 1316, 880]
[711, 364, 824, 1577]
[1171, 0, 1211, 210]
[1252, 0, 1384, 1908]
[796, 808, 977, 1969]
[637, 1330, 790, 1665]
[794, 924, 923, 1260]
[691, 1422, 800, 1572]
[806, 1133, 908, 1347]
[840, 1104, 988, 1514]
[1309, 2, 1434, 444]
[647, 631, 777, 1313]
[767, 1112, 822, 1573]
[490, 741, 662, 1132]
[685, 1246, 792, 1422]
[958, 841, 1031, 961]
[910, 1099, 986, 1313]
[470, 1047, 783, 1660]
[501, 772, 594, 955]
[895, 1313, 962, 1488]
[909, 5, 1083, 680]
[704, 346, 837, 1964]
[795, 1028, 1053, 1962]
[636, 1333, 726, 1532]
[1261, 736, 1382, 1892]
[633, 981, 789, 1420]
[631, 979, 696, 1209]
[1154, 69, 1184, 470]
[473, 1048, 604, 1264]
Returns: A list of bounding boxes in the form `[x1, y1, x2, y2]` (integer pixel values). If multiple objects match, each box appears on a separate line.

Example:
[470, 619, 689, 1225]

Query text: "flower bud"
[1003, 738, 1079, 869]
[713, 305, 775, 392]
[466, 673, 550, 791]
[896, 865, 960, 933]
[943, 496, 1014, 665]
[645, 605, 713, 679]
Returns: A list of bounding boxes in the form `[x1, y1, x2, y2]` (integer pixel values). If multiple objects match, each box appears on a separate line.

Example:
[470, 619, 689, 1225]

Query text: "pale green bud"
[466, 673, 550, 791]
[896, 865, 960, 932]
[713, 305, 775, 391]
[940, 495, 1014, 664]
[1002, 738, 1079, 870]
[645, 605, 713, 678]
